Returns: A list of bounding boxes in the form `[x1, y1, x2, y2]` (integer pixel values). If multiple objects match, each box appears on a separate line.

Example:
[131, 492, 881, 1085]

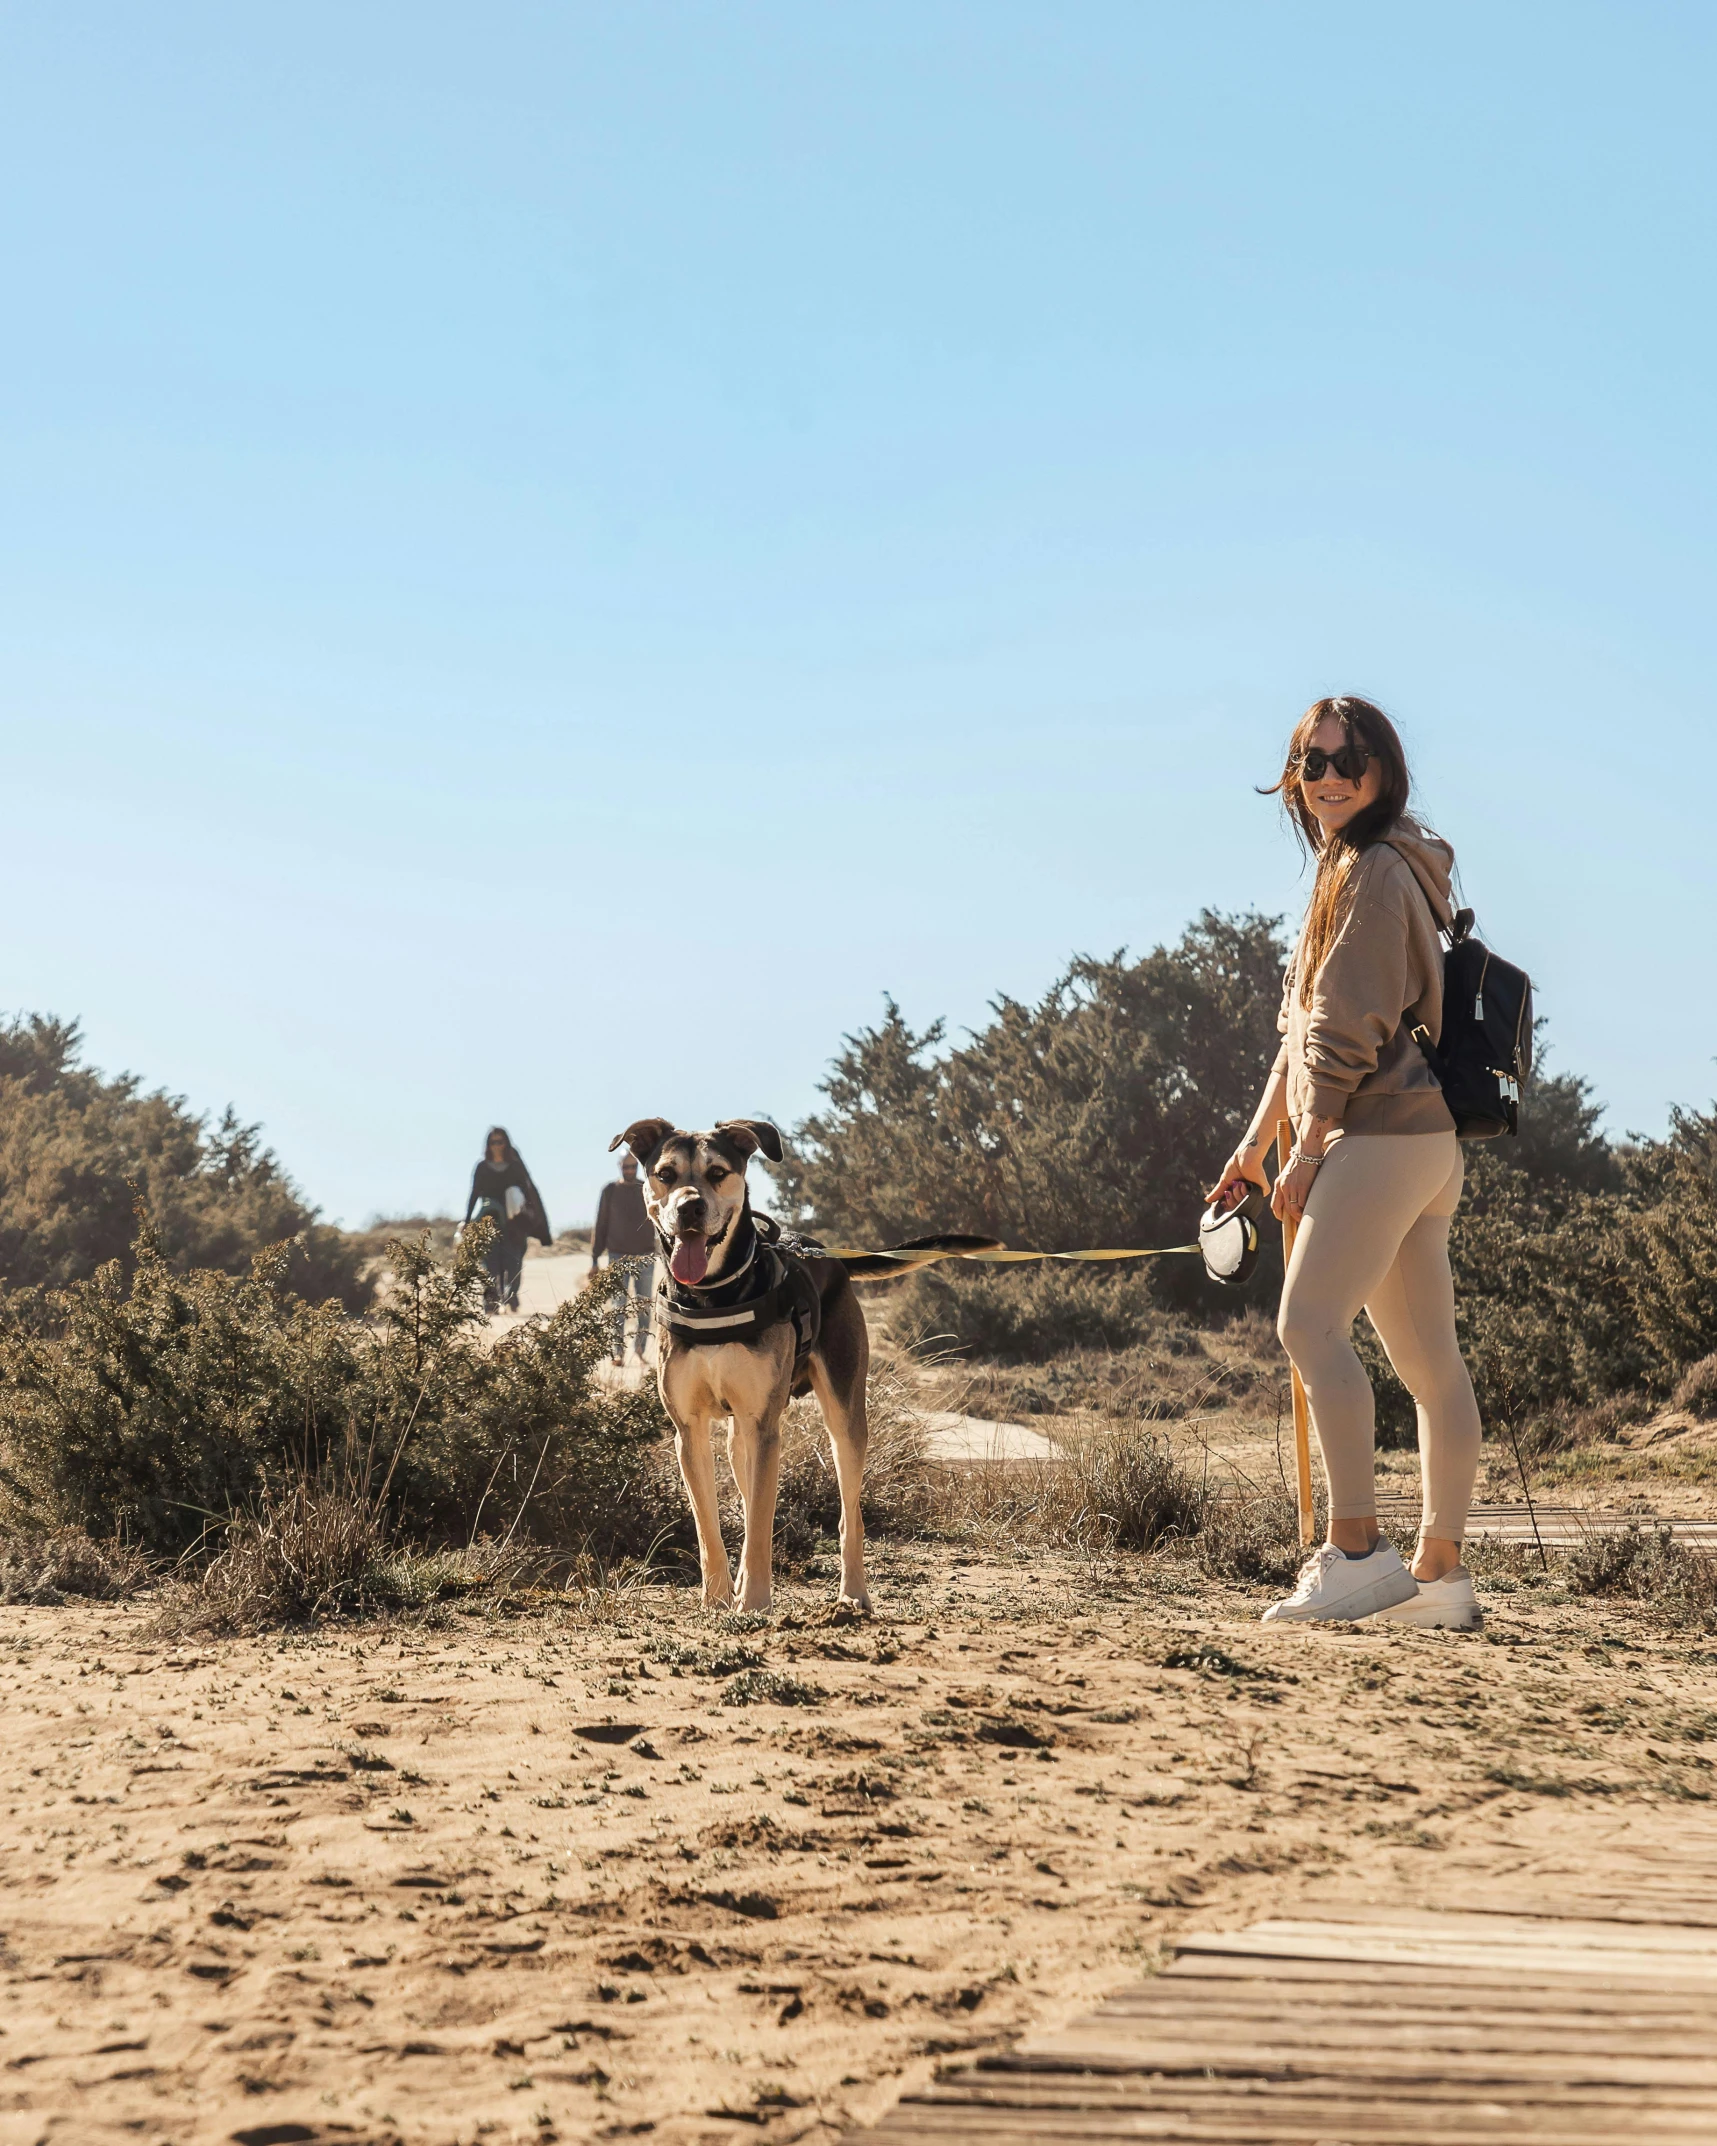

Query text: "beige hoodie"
[1272, 819, 1458, 1138]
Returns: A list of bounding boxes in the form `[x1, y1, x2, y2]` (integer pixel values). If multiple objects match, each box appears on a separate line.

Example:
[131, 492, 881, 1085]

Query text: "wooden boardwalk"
[1381, 1501, 1717, 1550]
[846, 1904, 1717, 2143]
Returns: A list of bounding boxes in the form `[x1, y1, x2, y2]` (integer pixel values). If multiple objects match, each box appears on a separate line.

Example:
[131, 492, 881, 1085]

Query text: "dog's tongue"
[670, 1236, 710, 1286]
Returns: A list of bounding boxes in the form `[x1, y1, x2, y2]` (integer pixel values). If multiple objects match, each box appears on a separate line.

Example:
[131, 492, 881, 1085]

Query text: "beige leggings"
[1277, 1130, 1482, 1539]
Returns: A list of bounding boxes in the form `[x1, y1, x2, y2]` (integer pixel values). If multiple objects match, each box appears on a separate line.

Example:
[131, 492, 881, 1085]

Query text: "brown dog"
[608, 1117, 870, 1614]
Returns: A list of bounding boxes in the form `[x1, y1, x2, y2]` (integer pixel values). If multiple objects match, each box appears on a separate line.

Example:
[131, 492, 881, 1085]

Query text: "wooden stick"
[1277, 1118, 1316, 1549]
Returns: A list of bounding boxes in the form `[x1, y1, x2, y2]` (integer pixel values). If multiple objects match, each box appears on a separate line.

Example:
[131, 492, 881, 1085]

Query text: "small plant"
[721, 1670, 827, 1709]
[920, 1416, 1208, 1559]
[1672, 1354, 1717, 1420]
[0, 1529, 150, 1605]
[1566, 1523, 1717, 1631]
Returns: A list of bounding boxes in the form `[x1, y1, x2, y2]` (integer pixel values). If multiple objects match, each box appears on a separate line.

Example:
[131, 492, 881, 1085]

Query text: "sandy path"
[5, 1546, 1713, 2146]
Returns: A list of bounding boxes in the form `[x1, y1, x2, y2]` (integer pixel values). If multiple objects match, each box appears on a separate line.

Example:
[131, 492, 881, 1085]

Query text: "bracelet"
[1296, 1150, 1326, 1169]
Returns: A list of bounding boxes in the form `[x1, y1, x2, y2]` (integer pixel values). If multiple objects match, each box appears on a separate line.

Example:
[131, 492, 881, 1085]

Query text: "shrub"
[1513, 1390, 1654, 1459]
[0, 1219, 361, 1550]
[1630, 1110, 1717, 1382]
[1196, 1490, 1304, 1586]
[773, 912, 1290, 1317]
[372, 1231, 668, 1551]
[1051, 1421, 1208, 1552]
[0, 1529, 151, 1605]
[184, 1466, 393, 1630]
[1565, 1524, 1717, 1631]
[0, 1015, 368, 1308]
[164, 1470, 532, 1636]
[0, 1215, 668, 1564]
[1672, 1354, 1717, 1420]
[885, 1260, 1173, 1363]
[922, 1420, 1208, 1558]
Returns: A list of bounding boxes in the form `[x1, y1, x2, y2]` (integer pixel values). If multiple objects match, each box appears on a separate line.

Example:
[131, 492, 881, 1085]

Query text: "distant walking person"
[463, 1127, 551, 1314]
[591, 1151, 656, 1365]
[1209, 696, 1484, 1630]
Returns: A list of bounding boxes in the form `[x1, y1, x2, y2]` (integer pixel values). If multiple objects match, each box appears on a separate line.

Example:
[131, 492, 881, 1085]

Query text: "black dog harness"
[658, 1213, 823, 1372]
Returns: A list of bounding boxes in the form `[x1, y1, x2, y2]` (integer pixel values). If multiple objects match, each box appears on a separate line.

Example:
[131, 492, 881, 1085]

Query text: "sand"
[4, 1543, 1716, 2146]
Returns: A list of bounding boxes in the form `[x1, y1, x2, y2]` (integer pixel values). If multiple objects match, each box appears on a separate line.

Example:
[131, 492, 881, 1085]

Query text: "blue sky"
[4, 4, 1713, 1229]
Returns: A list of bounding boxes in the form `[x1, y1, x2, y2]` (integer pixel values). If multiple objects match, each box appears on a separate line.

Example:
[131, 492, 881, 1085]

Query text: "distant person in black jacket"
[591, 1152, 656, 1363]
[463, 1126, 551, 1314]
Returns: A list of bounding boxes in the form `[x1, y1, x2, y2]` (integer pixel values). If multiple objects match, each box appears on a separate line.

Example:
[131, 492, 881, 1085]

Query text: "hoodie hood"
[1381, 818, 1454, 930]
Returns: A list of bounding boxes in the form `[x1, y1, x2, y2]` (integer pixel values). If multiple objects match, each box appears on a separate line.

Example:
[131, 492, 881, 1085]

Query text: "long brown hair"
[1265, 696, 1411, 1005]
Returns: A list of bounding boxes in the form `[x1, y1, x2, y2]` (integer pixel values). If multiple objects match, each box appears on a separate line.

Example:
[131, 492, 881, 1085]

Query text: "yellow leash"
[824, 1239, 1201, 1275]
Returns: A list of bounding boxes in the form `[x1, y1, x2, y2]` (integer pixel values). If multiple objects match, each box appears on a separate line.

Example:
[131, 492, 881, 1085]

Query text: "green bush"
[1672, 1354, 1717, 1420]
[373, 1230, 669, 1551]
[0, 1216, 667, 1561]
[773, 911, 1289, 1319]
[1626, 1107, 1717, 1382]
[780, 903, 1717, 1422]
[0, 1015, 367, 1308]
[885, 1260, 1174, 1363]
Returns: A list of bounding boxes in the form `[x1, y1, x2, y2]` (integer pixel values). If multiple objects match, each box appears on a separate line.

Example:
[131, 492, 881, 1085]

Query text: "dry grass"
[0, 1529, 152, 1605]
[152, 1424, 541, 1637]
[1564, 1522, 1717, 1631]
[765, 1340, 938, 1572]
[924, 1419, 1208, 1557]
[1673, 1353, 1717, 1420]
[1194, 1488, 1305, 1586]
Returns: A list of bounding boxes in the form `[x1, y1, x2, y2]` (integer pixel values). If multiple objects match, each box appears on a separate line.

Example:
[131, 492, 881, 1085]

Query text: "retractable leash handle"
[1277, 1119, 1317, 1551]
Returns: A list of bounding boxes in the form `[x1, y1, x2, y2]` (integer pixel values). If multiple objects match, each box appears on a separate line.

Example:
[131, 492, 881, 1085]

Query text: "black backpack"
[1408, 907, 1534, 1139]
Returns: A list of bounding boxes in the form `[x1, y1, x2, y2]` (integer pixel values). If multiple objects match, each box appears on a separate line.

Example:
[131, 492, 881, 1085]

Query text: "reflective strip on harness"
[661, 1248, 823, 1368]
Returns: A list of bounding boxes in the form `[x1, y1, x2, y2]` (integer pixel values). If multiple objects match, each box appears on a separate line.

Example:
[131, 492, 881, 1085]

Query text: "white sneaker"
[1372, 1566, 1481, 1630]
[1261, 1541, 1419, 1624]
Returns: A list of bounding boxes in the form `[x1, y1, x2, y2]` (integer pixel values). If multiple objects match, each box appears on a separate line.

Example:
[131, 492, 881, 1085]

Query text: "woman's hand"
[1271, 1150, 1322, 1226]
[1206, 1137, 1270, 1211]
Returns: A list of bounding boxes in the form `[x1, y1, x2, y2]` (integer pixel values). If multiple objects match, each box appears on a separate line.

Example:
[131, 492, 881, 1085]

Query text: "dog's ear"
[715, 1119, 784, 1165]
[610, 1117, 677, 1166]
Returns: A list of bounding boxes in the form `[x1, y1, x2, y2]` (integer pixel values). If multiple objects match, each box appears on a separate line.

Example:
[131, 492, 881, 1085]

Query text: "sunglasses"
[1297, 743, 1371, 784]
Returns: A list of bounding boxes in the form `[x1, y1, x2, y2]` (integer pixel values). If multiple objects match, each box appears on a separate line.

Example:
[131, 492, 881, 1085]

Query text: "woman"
[1209, 696, 1484, 1629]
[464, 1126, 552, 1314]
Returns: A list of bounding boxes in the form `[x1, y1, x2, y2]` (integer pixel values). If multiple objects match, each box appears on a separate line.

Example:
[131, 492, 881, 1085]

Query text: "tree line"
[772, 910, 1717, 1425]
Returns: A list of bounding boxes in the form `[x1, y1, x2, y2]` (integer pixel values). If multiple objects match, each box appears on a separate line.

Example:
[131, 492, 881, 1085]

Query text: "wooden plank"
[1075, 2008, 1716, 2057]
[869, 2092, 1717, 2141]
[921, 2077, 1717, 2110]
[1174, 1929, 1717, 1984]
[1243, 1913, 1717, 1955]
[1018, 2035, 1717, 2087]
[1157, 1954, 1717, 2010]
[1098, 1974, 1717, 2008]
[862, 2111, 1717, 2142]
[1348, 1894, 1717, 1931]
